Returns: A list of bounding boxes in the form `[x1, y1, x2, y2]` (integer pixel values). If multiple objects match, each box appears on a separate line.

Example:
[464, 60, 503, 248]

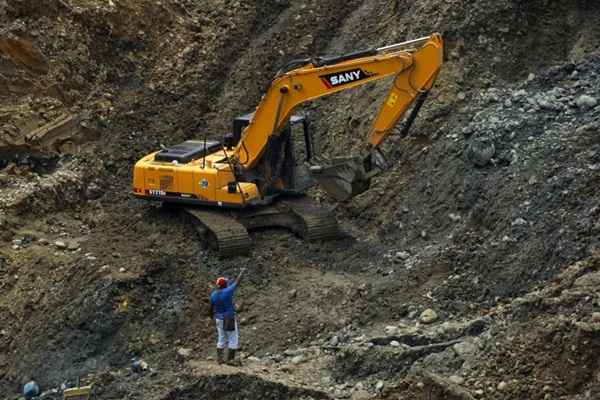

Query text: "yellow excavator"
[132, 34, 443, 256]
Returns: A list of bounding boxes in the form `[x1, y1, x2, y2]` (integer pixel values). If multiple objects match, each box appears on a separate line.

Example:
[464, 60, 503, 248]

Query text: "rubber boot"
[217, 348, 225, 364]
[226, 349, 241, 366]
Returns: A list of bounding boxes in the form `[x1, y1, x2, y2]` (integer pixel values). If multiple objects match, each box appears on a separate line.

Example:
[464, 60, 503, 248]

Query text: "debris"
[573, 271, 600, 288]
[63, 384, 93, 399]
[351, 389, 371, 400]
[177, 347, 192, 358]
[543, 385, 552, 392]
[291, 355, 305, 365]
[353, 335, 366, 343]
[511, 218, 527, 226]
[512, 89, 527, 99]
[575, 95, 597, 109]
[0, 110, 95, 157]
[452, 340, 479, 357]
[54, 240, 67, 249]
[0, 34, 48, 73]
[448, 213, 461, 222]
[66, 240, 79, 251]
[284, 348, 307, 357]
[384, 325, 398, 334]
[419, 309, 438, 324]
[329, 335, 340, 347]
[131, 359, 148, 372]
[418, 370, 477, 399]
[85, 180, 104, 200]
[467, 138, 496, 167]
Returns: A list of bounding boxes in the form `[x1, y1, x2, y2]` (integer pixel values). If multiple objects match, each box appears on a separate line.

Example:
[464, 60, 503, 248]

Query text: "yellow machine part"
[132, 150, 260, 207]
[63, 385, 93, 399]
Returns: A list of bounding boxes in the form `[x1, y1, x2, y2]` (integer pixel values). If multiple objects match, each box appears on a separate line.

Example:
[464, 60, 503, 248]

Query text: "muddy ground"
[1, 0, 600, 399]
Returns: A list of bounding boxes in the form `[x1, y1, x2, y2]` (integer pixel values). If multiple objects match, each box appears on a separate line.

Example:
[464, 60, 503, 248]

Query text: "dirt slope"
[1, 0, 600, 399]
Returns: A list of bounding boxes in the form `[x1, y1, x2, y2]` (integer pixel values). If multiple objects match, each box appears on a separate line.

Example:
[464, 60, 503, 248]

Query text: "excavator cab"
[231, 112, 316, 194]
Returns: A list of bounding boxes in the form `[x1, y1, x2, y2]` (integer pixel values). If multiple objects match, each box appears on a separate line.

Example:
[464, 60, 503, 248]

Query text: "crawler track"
[183, 207, 252, 257]
[278, 197, 340, 241]
[182, 197, 340, 257]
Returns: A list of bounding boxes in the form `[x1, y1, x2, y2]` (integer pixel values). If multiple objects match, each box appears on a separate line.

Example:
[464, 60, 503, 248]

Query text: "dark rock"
[467, 139, 495, 167]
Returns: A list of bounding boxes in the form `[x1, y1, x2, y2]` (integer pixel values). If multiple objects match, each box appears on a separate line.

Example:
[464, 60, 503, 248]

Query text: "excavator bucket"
[309, 157, 371, 201]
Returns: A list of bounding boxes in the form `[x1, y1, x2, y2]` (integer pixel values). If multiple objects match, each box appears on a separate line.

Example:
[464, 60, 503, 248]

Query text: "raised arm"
[233, 267, 246, 286]
[232, 34, 444, 169]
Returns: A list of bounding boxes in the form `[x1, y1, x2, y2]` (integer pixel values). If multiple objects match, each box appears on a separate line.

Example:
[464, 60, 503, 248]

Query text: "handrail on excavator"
[376, 35, 435, 53]
[312, 34, 439, 68]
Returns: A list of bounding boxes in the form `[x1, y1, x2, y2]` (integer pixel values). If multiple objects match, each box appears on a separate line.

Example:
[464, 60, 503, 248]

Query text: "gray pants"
[215, 318, 239, 349]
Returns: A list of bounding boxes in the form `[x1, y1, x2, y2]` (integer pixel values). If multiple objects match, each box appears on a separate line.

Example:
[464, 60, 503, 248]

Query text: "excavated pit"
[1, 0, 600, 399]
[161, 374, 330, 400]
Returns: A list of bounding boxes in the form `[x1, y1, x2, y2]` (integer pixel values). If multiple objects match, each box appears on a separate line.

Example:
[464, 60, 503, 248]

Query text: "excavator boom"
[234, 34, 444, 165]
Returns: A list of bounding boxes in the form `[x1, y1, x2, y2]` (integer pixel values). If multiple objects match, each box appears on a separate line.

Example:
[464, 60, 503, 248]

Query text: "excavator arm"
[365, 36, 442, 147]
[233, 34, 443, 200]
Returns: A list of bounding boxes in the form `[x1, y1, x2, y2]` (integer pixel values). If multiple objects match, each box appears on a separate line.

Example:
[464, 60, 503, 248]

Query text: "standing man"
[209, 267, 246, 365]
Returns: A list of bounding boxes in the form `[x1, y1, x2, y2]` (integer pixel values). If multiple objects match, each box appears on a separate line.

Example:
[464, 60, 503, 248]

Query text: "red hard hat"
[216, 277, 227, 288]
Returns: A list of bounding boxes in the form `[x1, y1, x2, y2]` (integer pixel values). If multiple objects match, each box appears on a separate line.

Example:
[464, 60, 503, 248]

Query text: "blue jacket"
[210, 281, 238, 320]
